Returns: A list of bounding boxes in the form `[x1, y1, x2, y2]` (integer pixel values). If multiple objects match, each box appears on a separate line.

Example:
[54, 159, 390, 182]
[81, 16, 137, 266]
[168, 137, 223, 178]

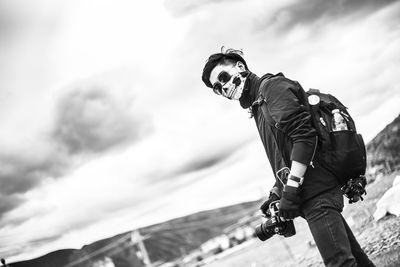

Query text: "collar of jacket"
[239, 72, 275, 109]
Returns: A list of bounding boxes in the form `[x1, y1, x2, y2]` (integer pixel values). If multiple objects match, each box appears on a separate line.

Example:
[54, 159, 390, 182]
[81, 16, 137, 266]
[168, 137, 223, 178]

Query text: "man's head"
[202, 47, 249, 100]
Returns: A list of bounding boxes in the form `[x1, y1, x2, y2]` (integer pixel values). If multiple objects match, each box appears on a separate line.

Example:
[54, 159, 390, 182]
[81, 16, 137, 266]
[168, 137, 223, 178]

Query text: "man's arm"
[262, 76, 317, 218]
[287, 161, 307, 187]
[263, 76, 317, 169]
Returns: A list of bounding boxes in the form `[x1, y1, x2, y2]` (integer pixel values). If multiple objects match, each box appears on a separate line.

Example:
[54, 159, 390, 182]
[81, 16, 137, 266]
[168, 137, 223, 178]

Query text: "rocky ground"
[363, 215, 400, 266]
[295, 215, 400, 267]
[206, 171, 400, 267]
[294, 171, 400, 267]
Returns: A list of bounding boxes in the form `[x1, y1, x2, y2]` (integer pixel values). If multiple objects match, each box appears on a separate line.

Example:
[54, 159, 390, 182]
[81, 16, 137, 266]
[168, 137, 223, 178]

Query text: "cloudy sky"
[1, 0, 399, 262]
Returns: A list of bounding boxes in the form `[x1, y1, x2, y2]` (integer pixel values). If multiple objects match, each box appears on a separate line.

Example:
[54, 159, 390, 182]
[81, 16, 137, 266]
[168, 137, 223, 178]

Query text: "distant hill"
[140, 200, 259, 262]
[366, 114, 400, 175]
[10, 249, 77, 267]
[9, 114, 400, 267]
[9, 201, 259, 267]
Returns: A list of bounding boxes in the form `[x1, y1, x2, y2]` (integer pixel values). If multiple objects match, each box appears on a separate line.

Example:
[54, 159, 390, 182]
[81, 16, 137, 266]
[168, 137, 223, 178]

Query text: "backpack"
[304, 88, 367, 185]
[254, 86, 367, 185]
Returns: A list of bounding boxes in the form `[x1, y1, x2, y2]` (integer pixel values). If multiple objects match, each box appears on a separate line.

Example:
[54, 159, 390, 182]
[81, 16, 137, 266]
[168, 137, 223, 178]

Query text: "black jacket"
[239, 72, 338, 201]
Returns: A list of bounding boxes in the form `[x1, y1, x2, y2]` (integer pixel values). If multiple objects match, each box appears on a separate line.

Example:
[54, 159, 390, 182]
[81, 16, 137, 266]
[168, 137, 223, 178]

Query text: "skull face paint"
[209, 63, 247, 100]
[222, 73, 245, 100]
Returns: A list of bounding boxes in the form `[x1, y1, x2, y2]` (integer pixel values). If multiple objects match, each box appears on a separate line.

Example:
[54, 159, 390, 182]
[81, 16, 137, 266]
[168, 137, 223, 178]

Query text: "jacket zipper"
[309, 135, 318, 168]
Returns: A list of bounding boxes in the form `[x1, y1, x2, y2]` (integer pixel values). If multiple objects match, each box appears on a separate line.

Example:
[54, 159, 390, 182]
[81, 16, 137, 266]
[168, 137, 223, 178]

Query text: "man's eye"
[218, 72, 231, 83]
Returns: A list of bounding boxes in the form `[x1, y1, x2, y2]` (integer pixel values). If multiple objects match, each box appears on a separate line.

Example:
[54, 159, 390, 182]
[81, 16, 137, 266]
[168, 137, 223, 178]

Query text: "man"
[201, 48, 375, 267]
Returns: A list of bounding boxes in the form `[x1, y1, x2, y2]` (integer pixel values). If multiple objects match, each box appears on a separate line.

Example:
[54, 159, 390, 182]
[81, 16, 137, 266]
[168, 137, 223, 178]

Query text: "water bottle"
[332, 109, 348, 131]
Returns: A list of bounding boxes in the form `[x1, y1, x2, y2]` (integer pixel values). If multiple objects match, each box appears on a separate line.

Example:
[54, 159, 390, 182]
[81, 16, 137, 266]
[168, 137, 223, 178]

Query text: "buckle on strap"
[249, 95, 265, 118]
[251, 95, 265, 108]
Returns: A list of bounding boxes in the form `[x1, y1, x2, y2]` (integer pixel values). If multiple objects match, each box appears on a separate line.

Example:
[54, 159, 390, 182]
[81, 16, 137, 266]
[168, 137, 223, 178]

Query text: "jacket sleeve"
[262, 76, 317, 166]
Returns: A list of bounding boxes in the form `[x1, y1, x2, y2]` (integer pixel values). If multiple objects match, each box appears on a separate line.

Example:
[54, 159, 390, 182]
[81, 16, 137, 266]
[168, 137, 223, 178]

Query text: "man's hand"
[277, 163, 306, 219]
[260, 193, 280, 217]
[279, 183, 301, 219]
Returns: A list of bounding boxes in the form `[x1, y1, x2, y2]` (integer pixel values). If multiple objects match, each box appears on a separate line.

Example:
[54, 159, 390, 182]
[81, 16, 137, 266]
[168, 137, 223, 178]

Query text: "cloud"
[163, 0, 233, 17]
[0, 77, 150, 220]
[142, 142, 248, 187]
[0, 145, 66, 221]
[0, 194, 23, 216]
[175, 152, 231, 174]
[258, 0, 399, 31]
[171, 139, 251, 177]
[0, 151, 65, 196]
[52, 86, 146, 155]
[0, 232, 63, 260]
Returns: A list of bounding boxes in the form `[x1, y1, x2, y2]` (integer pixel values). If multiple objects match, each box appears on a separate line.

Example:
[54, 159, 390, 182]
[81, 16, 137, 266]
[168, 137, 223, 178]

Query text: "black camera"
[341, 175, 367, 203]
[255, 201, 296, 241]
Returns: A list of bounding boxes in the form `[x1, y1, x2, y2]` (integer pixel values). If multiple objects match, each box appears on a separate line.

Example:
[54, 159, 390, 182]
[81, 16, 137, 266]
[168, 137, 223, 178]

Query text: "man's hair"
[202, 47, 249, 88]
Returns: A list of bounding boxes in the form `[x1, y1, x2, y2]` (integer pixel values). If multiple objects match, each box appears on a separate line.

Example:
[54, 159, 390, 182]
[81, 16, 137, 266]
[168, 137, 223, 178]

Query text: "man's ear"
[236, 61, 246, 71]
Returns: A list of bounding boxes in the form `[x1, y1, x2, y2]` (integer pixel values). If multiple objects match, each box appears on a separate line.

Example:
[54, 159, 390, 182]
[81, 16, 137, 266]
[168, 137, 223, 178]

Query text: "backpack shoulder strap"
[251, 95, 281, 130]
[308, 88, 320, 95]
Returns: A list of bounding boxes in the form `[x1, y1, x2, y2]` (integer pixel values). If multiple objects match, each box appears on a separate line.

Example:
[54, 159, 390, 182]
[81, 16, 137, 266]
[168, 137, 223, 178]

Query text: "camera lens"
[255, 220, 276, 241]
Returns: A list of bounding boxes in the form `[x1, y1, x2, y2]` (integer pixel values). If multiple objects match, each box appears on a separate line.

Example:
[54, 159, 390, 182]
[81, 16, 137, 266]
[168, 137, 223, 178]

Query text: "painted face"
[209, 62, 247, 100]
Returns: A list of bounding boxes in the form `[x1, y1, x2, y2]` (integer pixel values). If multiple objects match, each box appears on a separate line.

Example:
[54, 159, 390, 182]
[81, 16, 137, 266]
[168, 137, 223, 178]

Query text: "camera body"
[341, 175, 367, 203]
[255, 201, 296, 241]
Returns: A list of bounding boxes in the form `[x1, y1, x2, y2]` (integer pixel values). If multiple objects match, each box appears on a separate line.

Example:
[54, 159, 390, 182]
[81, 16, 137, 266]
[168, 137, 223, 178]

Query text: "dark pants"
[301, 186, 375, 267]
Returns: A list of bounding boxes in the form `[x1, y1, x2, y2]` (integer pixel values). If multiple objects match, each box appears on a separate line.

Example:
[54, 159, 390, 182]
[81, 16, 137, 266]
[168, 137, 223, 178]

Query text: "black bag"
[253, 85, 367, 185]
[305, 89, 367, 184]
